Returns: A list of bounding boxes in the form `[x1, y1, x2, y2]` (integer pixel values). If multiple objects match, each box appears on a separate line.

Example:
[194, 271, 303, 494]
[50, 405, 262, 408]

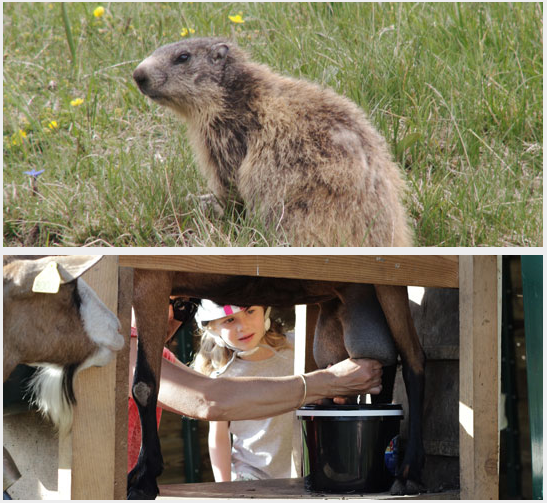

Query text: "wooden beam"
[119, 255, 459, 288]
[459, 256, 501, 499]
[158, 478, 459, 499]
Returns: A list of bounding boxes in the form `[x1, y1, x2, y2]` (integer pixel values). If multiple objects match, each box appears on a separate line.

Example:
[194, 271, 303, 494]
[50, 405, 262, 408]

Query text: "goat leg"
[374, 284, 426, 495]
[127, 269, 173, 499]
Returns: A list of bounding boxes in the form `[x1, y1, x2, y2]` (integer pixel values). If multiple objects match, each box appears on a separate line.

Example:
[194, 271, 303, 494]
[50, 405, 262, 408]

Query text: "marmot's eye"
[175, 52, 190, 64]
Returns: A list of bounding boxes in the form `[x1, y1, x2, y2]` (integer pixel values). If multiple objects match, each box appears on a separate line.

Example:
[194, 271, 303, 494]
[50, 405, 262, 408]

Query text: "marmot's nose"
[133, 66, 149, 92]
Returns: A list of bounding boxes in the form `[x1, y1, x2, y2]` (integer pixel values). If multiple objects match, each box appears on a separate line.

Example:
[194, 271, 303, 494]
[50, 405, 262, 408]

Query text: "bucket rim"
[296, 403, 403, 418]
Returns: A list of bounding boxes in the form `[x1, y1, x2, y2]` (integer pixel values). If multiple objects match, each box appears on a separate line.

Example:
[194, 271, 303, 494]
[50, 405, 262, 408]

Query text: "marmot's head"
[133, 37, 247, 117]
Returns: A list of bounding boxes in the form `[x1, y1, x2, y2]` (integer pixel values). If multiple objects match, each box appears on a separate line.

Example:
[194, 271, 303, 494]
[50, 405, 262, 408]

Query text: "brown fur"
[3, 283, 95, 380]
[3, 257, 96, 380]
[3, 255, 123, 382]
[133, 37, 413, 246]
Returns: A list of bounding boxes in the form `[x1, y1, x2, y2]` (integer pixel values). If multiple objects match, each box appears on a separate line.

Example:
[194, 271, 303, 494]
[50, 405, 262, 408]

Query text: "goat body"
[129, 269, 426, 498]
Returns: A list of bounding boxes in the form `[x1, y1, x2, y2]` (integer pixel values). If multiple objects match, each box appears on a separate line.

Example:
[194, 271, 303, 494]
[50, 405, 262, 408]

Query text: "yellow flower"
[228, 14, 245, 24]
[93, 6, 105, 18]
[181, 27, 196, 37]
[70, 98, 84, 107]
[11, 129, 27, 146]
[48, 120, 59, 130]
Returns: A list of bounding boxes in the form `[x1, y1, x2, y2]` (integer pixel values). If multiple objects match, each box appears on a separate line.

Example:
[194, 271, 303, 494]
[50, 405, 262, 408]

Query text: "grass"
[3, 2, 543, 247]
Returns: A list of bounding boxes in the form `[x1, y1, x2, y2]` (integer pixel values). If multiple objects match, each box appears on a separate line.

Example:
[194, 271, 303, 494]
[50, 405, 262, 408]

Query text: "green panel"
[521, 256, 543, 499]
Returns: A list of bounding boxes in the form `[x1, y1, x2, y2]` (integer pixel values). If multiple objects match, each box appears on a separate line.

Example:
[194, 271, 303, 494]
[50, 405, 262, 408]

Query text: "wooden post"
[58, 256, 129, 499]
[291, 305, 307, 477]
[459, 256, 501, 499]
[114, 266, 134, 498]
[293, 304, 319, 375]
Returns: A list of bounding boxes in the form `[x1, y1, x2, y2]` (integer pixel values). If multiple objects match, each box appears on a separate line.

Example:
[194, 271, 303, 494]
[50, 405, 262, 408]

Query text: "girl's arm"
[208, 421, 232, 482]
[153, 356, 383, 421]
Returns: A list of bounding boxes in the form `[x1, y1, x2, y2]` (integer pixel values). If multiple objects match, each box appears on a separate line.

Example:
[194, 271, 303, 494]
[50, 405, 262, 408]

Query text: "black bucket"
[297, 404, 403, 493]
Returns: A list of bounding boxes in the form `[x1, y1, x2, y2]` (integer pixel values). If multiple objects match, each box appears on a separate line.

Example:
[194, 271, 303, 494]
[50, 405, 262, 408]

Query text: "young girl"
[193, 300, 295, 481]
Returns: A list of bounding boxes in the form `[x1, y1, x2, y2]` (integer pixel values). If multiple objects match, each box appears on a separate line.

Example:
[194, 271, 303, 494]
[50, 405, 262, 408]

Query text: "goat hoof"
[127, 475, 159, 500]
[390, 478, 406, 495]
[390, 478, 425, 496]
[127, 487, 157, 500]
[405, 479, 426, 494]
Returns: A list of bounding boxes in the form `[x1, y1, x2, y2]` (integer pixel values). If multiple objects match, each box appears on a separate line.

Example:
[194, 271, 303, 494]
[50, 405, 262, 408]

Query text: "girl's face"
[209, 306, 266, 351]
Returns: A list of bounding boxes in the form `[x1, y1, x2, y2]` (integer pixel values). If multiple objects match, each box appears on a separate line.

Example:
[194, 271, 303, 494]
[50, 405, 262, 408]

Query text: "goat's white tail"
[26, 364, 79, 437]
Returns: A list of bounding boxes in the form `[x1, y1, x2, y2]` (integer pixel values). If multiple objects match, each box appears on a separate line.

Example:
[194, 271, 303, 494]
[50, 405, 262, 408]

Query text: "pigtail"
[263, 319, 293, 352]
[192, 331, 234, 376]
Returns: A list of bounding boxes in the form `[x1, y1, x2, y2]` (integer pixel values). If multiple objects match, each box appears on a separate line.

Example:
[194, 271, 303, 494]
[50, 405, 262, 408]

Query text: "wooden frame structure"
[58, 255, 500, 499]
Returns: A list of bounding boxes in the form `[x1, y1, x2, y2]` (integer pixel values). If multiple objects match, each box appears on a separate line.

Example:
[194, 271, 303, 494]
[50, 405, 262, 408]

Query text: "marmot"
[133, 37, 413, 246]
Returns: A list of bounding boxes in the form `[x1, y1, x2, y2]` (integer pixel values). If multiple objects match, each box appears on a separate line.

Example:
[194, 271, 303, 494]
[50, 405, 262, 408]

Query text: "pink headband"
[222, 305, 248, 316]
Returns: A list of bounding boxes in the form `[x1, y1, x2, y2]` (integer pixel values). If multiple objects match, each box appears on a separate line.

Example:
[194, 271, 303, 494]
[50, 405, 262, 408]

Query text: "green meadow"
[3, 2, 543, 246]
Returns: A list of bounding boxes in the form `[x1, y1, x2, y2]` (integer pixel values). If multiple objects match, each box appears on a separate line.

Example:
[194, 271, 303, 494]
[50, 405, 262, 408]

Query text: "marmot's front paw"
[187, 193, 224, 218]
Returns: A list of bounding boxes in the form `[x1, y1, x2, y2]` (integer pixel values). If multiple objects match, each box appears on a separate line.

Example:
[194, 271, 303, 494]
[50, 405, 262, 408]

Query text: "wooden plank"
[119, 255, 459, 288]
[70, 256, 121, 499]
[478, 255, 501, 498]
[158, 478, 459, 499]
[459, 256, 473, 498]
[459, 256, 501, 499]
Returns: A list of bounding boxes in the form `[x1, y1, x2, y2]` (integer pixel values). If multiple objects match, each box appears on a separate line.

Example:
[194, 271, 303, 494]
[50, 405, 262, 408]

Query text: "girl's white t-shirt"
[219, 344, 295, 480]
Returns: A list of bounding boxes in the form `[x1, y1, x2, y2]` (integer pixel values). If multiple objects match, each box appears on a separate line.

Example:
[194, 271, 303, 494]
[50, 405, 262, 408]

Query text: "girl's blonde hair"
[192, 311, 291, 376]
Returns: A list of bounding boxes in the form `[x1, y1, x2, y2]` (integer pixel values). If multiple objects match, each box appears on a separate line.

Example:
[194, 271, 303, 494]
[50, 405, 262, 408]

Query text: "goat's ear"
[210, 43, 229, 63]
[3, 256, 104, 296]
[55, 255, 104, 283]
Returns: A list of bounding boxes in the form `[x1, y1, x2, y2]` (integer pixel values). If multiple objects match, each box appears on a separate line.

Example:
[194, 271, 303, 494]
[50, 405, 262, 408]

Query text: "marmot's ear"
[211, 43, 229, 63]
